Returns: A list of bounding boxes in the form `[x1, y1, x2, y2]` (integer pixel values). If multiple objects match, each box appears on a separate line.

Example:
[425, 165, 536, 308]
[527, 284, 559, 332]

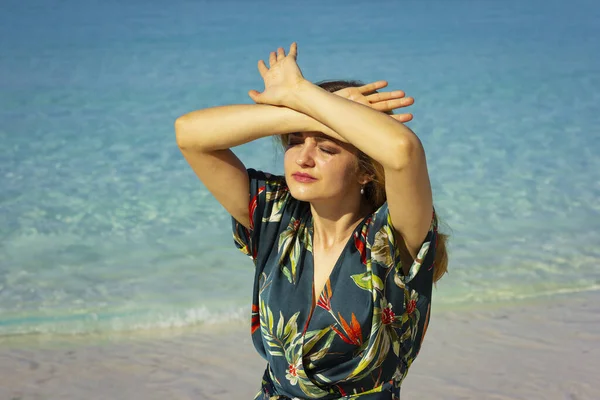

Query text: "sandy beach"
[1, 291, 598, 400]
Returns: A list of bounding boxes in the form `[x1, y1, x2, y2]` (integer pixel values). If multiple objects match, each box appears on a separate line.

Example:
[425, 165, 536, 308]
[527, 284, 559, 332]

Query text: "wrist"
[275, 104, 318, 132]
[285, 79, 318, 111]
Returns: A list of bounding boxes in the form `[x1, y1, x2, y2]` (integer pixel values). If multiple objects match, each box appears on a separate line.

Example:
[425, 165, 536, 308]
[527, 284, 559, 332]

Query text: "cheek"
[316, 158, 358, 187]
[283, 150, 295, 173]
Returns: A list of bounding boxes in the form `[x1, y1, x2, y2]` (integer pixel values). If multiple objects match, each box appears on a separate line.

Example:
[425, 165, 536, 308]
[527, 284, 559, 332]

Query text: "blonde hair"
[277, 80, 448, 282]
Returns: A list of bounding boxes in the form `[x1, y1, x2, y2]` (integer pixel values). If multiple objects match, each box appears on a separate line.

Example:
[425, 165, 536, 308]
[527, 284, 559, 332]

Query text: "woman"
[175, 43, 448, 399]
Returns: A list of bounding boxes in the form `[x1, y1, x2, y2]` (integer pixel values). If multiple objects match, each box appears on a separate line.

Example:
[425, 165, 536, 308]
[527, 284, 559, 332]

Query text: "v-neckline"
[304, 212, 370, 331]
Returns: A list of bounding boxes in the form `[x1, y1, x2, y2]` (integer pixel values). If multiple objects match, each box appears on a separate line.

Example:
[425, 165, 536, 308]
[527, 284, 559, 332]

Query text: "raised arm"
[175, 104, 341, 229]
[249, 43, 433, 260]
[289, 81, 433, 261]
[176, 45, 417, 232]
[175, 104, 346, 152]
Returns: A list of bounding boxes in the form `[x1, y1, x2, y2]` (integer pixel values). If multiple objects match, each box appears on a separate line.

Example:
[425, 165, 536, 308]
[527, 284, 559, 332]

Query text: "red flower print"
[382, 304, 395, 324]
[335, 385, 347, 397]
[248, 186, 265, 230]
[292, 218, 301, 231]
[286, 359, 301, 385]
[288, 364, 298, 377]
[251, 303, 260, 334]
[406, 299, 417, 315]
[332, 312, 363, 345]
[316, 280, 333, 311]
[354, 230, 367, 266]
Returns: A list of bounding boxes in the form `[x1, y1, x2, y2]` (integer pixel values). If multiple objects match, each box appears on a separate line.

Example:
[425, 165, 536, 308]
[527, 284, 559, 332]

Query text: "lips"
[292, 172, 317, 183]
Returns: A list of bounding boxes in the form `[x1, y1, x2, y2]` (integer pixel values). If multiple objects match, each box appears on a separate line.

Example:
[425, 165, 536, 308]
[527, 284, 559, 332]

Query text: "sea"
[1, 0, 599, 337]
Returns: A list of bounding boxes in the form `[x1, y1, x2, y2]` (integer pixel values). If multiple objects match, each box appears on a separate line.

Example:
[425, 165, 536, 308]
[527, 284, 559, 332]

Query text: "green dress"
[232, 169, 438, 399]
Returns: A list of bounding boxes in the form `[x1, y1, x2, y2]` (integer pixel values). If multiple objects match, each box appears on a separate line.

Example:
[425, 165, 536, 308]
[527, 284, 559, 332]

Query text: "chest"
[311, 245, 347, 305]
[255, 214, 377, 340]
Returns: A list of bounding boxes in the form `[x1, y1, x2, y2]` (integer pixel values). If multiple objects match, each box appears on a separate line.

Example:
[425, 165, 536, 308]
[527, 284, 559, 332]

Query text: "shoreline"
[1, 291, 598, 399]
[2, 286, 596, 348]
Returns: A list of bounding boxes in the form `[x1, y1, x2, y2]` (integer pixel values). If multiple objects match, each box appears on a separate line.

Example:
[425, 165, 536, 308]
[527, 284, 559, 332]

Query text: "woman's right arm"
[175, 104, 338, 229]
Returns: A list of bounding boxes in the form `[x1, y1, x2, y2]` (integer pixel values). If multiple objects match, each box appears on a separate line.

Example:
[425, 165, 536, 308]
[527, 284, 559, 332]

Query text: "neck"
[310, 197, 370, 250]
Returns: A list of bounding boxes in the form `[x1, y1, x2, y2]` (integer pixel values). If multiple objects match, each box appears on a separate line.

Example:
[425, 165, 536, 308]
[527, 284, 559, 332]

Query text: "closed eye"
[287, 136, 338, 155]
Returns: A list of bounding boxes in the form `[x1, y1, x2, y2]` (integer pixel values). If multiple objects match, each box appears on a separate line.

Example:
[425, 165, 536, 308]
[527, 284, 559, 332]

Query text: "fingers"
[372, 97, 415, 112]
[392, 113, 413, 123]
[360, 80, 388, 94]
[257, 60, 269, 77]
[366, 90, 405, 103]
[288, 42, 298, 59]
[276, 47, 285, 61]
[248, 89, 263, 103]
[266, 43, 297, 67]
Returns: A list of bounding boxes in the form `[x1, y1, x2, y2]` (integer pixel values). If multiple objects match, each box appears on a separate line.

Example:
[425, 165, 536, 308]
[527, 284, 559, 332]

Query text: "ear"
[357, 173, 374, 186]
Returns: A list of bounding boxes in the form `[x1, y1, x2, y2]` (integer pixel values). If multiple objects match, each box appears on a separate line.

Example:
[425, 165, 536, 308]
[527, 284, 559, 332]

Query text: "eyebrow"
[290, 133, 340, 145]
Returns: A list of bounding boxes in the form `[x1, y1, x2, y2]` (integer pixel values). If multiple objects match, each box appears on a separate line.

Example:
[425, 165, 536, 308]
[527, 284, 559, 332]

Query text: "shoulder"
[367, 202, 437, 282]
[246, 169, 289, 220]
[247, 168, 287, 189]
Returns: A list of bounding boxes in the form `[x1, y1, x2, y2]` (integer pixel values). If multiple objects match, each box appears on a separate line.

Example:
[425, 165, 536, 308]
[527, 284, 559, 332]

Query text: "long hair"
[276, 80, 449, 282]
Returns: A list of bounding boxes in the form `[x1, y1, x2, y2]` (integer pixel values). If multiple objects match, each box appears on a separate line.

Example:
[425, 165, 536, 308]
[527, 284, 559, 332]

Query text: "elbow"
[174, 116, 189, 149]
[174, 115, 199, 151]
[385, 136, 421, 170]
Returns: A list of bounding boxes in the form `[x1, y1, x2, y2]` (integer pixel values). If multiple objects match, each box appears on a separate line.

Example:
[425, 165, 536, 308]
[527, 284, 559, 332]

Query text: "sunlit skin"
[284, 131, 372, 248]
[285, 132, 359, 198]
[175, 42, 432, 267]
[247, 43, 432, 259]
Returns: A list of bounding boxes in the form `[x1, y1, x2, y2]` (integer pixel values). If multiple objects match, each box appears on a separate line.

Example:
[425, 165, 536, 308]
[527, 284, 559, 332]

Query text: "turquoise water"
[1, 0, 599, 336]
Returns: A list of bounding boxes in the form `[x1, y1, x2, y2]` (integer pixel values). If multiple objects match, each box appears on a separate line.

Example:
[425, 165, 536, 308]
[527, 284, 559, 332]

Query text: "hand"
[248, 43, 306, 107]
[334, 81, 415, 123]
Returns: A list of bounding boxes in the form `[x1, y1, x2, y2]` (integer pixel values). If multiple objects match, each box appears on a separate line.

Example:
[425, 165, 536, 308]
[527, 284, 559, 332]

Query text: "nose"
[296, 141, 316, 168]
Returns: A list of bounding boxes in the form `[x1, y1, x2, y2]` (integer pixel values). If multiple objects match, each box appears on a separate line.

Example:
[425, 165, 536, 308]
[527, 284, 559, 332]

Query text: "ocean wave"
[434, 283, 600, 308]
[0, 304, 249, 337]
[3, 283, 600, 337]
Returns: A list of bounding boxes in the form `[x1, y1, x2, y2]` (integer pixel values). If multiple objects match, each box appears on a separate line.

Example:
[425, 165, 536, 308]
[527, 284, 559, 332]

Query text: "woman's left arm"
[251, 44, 433, 259]
[289, 80, 433, 260]
[248, 43, 432, 259]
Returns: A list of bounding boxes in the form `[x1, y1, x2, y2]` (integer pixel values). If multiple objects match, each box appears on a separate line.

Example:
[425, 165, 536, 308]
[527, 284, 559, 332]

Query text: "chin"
[287, 182, 321, 202]
[288, 186, 313, 202]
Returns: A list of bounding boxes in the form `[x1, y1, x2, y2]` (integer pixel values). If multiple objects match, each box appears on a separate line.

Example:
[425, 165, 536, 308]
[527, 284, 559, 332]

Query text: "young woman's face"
[284, 132, 363, 203]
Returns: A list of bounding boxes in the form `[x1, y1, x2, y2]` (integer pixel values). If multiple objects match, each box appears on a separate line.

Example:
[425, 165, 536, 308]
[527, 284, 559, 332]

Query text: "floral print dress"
[232, 169, 438, 400]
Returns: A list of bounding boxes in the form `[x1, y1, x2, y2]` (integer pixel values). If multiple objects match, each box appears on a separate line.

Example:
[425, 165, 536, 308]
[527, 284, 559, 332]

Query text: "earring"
[360, 186, 365, 195]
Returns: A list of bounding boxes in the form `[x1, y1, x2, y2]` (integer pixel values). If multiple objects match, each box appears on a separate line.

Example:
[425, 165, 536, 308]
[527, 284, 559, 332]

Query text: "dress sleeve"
[231, 168, 290, 264]
[369, 202, 438, 302]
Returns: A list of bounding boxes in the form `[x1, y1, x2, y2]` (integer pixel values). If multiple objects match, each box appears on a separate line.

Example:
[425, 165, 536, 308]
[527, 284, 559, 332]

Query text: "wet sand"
[1, 291, 598, 400]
